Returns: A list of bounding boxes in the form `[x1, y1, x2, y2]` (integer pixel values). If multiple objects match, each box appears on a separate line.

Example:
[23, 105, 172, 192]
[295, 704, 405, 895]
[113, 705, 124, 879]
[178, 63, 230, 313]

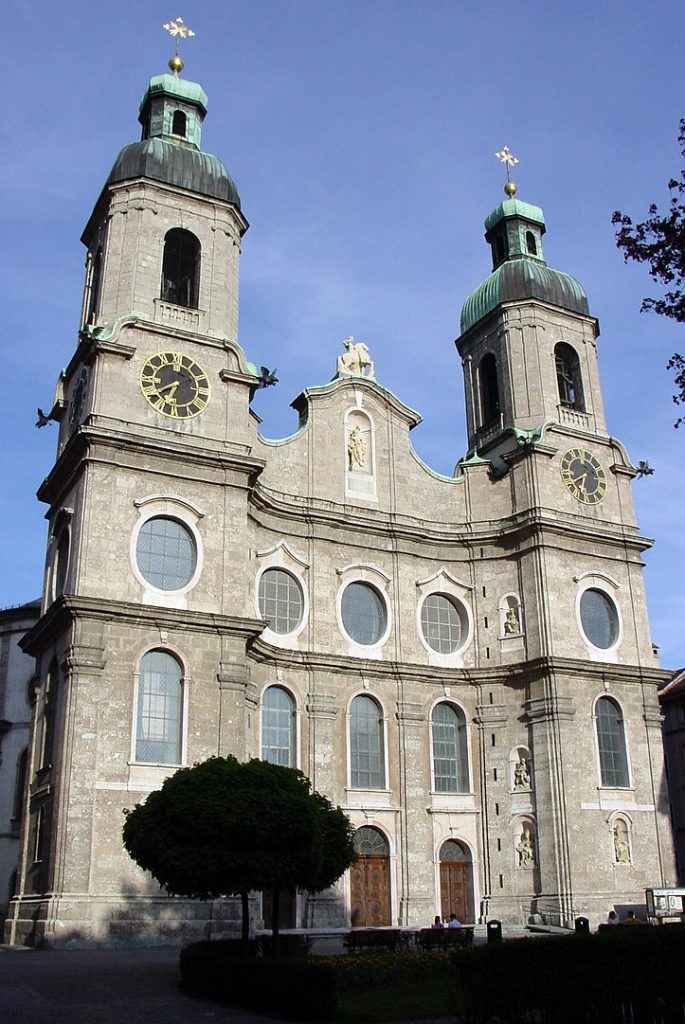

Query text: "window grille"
[258, 569, 303, 634]
[422, 594, 463, 653]
[341, 582, 386, 645]
[136, 650, 182, 764]
[596, 697, 630, 788]
[136, 517, 197, 591]
[262, 686, 295, 766]
[580, 589, 618, 649]
[350, 695, 385, 789]
[432, 703, 469, 792]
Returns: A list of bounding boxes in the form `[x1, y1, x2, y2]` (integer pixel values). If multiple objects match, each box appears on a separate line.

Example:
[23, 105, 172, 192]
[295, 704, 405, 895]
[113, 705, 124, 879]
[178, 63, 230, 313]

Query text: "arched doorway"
[350, 826, 391, 927]
[439, 839, 473, 923]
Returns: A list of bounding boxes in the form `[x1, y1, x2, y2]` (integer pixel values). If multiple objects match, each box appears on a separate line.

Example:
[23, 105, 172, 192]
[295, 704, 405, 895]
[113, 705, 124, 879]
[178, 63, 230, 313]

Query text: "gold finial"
[163, 16, 195, 74]
[495, 146, 519, 197]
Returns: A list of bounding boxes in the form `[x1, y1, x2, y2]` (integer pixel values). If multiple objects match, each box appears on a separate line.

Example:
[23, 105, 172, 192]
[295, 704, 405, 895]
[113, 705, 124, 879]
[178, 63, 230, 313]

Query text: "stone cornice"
[21, 596, 264, 657]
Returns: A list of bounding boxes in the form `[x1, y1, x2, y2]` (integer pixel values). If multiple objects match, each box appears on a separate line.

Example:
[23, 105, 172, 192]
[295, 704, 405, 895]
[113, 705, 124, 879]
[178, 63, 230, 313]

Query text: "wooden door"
[440, 861, 468, 922]
[350, 855, 391, 926]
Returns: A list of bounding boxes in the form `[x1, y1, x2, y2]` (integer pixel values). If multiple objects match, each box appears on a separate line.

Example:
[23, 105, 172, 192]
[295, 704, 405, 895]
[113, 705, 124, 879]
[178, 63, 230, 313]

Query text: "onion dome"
[460, 197, 588, 335]
[106, 73, 241, 208]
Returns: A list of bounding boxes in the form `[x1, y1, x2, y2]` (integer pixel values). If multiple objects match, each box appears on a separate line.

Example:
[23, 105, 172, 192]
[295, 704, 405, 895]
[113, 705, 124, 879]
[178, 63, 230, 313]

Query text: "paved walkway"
[0, 946, 282, 1024]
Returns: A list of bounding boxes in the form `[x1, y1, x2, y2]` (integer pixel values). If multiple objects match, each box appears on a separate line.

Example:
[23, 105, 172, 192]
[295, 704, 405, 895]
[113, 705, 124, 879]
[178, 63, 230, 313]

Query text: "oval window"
[580, 589, 619, 649]
[421, 594, 465, 653]
[341, 582, 387, 646]
[258, 569, 303, 634]
[136, 516, 197, 591]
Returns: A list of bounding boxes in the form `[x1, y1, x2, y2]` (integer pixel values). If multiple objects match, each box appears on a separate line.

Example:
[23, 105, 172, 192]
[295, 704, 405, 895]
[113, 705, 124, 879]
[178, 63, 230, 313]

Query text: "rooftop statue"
[336, 337, 375, 381]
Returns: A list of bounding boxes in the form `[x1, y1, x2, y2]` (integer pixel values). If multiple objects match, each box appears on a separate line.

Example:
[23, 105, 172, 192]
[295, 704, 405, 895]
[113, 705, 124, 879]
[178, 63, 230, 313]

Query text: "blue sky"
[3, 0, 684, 667]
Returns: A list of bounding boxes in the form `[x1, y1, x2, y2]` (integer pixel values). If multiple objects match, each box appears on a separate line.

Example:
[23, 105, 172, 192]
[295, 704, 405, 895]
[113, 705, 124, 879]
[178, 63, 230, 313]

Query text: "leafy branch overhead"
[612, 119, 685, 426]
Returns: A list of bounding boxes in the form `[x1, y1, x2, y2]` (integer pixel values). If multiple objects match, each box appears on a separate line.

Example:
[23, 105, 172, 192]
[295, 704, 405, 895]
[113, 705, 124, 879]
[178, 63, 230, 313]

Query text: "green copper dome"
[459, 196, 589, 334]
[107, 139, 241, 207]
[106, 72, 241, 208]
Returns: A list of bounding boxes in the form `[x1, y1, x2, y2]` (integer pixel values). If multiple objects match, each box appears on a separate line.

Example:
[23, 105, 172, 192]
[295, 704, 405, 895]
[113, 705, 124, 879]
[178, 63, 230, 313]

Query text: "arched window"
[432, 703, 469, 793]
[161, 229, 200, 309]
[495, 234, 507, 264]
[41, 662, 60, 770]
[350, 695, 385, 789]
[479, 354, 500, 427]
[262, 686, 296, 767]
[555, 343, 585, 411]
[12, 748, 28, 821]
[135, 650, 183, 764]
[525, 231, 537, 256]
[54, 530, 70, 599]
[595, 696, 630, 788]
[86, 248, 102, 325]
[172, 110, 187, 137]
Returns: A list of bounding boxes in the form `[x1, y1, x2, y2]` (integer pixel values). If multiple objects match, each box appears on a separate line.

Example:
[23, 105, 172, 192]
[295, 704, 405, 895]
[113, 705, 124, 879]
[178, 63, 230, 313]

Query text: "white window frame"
[429, 698, 472, 796]
[575, 572, 622, 664]
[416, 570, 473, 668]
[260, 683, 299, 768]
[254, 541, 309, 650]
[131, 495, 205, 609]
[592, 692, 633, 791]
[131, 644, 188, 768]
[346, 692, 390, 793]
[337, 564, 391, 659]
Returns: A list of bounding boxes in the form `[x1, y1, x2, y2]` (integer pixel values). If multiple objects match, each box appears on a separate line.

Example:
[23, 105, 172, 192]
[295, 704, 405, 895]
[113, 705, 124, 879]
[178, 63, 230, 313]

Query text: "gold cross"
[163, 16, 196, 52]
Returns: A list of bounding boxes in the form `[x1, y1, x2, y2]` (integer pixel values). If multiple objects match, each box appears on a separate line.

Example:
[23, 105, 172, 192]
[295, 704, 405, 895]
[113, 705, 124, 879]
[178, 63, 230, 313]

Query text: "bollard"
[487, 919, 502, 943]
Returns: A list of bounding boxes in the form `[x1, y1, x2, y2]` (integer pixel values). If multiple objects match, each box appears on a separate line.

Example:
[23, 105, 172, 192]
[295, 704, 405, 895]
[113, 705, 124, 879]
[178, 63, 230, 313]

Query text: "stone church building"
[4, 62, 676, 946]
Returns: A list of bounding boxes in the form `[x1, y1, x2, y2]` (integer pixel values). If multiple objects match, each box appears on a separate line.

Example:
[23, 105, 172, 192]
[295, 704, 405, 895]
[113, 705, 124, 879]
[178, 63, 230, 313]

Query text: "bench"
[416, 926, 474, 950]
[344, 928, 404, 953]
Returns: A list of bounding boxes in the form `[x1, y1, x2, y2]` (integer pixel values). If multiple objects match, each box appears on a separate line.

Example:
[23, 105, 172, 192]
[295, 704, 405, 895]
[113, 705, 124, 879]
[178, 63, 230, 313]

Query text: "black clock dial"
[140, 351, 210, 419]
[560, 447, 607, 505]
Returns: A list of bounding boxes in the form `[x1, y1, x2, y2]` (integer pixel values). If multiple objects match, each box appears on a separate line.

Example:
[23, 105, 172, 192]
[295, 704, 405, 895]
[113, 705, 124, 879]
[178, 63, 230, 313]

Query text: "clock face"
[140, 351, 210, 419]
[68, 367, 89, 435]
[560, 447, 607, 505]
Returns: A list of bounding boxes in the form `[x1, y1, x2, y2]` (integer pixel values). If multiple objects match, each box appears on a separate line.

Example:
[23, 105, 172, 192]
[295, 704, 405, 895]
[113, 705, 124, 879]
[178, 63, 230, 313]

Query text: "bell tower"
[456, 181, 607, 460]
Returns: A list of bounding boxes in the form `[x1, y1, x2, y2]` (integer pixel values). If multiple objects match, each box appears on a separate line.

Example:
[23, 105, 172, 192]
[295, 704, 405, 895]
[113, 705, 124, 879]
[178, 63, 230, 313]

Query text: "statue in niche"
[513, 758, 531, 791]
[516, 827, 536, 867]
[613, 821, 630, 864]
[347, 425, 367, 470]
[504, 606, 520, 635]
[337, 336, 375, 380]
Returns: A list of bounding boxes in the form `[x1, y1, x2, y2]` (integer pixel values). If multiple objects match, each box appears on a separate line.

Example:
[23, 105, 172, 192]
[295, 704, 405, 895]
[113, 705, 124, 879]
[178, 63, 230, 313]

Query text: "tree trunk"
[240, 890, 250, 956]
[271, 887, 280, 958]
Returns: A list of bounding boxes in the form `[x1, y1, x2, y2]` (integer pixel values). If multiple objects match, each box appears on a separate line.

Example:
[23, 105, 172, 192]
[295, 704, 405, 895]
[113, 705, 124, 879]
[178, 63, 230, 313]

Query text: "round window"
[580, 589, 619, 649]
[421, 593, 464, 653]
[136, 516, 197, 591]
[258, 569, 303, 634]
[341, 582, 387, 646]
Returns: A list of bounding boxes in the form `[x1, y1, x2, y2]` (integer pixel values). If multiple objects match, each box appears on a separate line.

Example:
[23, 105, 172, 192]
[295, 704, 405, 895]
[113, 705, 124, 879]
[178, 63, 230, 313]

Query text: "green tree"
[612, 119, 685, 425]
[122, 756, 354, 954]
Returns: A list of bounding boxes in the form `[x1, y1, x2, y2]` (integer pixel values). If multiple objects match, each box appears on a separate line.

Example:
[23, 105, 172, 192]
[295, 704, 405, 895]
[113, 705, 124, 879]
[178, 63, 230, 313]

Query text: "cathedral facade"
[4, 65, 676, 947]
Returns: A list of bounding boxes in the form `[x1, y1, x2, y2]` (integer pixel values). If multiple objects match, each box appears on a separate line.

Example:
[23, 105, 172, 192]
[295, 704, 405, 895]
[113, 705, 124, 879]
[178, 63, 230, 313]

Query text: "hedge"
[456, 925, 685, 1024]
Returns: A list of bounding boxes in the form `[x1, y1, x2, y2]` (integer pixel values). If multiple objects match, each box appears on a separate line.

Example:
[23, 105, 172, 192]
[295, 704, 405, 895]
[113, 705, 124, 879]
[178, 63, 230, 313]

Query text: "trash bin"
[487, 919, 502, 943]
[575, 916, 590, 935]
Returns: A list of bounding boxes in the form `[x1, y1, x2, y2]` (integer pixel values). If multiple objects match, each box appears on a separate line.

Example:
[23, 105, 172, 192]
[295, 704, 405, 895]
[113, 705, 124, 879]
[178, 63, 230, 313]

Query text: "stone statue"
[337, 336, 375, 380]
[516, 827, 536, 867]
[613, 822, 630, 864]
[504, 607, 520, 635]
[347, 425, 367, 469]
[513, 758, 531, 791]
